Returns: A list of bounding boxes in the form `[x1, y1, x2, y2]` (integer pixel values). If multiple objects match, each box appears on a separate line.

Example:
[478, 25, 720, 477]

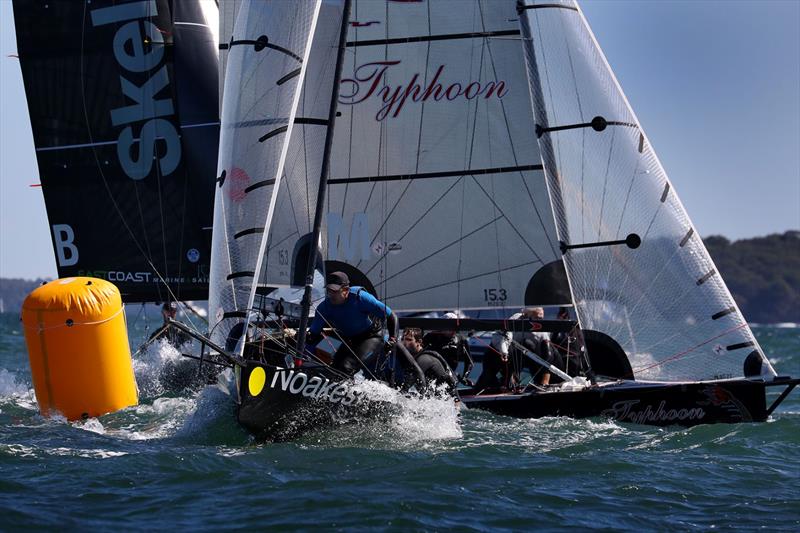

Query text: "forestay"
[518, 0, 775, 381]
[326, 0, 564, 312]
[209, 0, 344, 347]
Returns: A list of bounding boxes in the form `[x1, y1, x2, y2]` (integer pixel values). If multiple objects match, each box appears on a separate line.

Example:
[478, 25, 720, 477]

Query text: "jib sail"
[209, 0, 346, 347]
[518, 0, 775, 381]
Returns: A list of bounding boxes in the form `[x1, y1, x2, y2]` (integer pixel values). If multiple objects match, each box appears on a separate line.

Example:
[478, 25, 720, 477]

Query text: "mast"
[517, 0, 595, 381]
[296, 0, 353, 355]
[517, 1, 579, 312]
[517, 1, 572, 263]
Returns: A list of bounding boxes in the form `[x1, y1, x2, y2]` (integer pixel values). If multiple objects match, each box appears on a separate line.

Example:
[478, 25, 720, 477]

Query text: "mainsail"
[209, 0, 345, 346]
[13, 0, 219, 302]
[518, 0, 775, 381]
[326, 0, 564, 312]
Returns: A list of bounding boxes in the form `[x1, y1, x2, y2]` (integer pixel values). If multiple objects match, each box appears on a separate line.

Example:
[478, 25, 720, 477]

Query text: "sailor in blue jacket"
[307, 271, 399, 375]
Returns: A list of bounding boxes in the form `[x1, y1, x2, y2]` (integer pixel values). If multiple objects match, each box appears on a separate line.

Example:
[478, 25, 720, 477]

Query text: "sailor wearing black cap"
[307, 272, 420, 382]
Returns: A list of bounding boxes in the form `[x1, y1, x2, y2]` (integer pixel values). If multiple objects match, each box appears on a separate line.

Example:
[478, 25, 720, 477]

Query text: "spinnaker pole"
[295, 0, 353, 356]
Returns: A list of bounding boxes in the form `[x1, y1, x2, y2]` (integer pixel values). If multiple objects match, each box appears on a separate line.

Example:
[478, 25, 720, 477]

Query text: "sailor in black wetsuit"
[422, 312, 474, 386]
[147, 301, 191, 348]
[401, 328, 456, 392]
[549, 306, 587, 376]
[305, 272, 425, 387]
[508, 307, 564, 386]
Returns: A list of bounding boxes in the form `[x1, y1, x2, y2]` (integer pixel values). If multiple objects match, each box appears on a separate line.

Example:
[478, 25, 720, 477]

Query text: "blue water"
[1, 312, 798, 531]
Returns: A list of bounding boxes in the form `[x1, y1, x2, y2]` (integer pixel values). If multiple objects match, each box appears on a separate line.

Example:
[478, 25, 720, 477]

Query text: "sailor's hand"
[388, 336, 397, 345]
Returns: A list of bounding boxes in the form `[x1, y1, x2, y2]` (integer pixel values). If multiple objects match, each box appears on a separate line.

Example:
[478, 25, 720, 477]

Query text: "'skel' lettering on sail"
[91, 0, 181, 181]
[339, 60, 508, 121]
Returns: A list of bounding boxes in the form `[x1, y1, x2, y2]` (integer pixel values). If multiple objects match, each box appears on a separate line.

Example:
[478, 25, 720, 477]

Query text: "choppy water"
[1, 312, 797, 531]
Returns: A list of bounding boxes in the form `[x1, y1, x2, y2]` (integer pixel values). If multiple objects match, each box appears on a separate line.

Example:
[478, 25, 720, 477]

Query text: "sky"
[1, 0, 798, 280]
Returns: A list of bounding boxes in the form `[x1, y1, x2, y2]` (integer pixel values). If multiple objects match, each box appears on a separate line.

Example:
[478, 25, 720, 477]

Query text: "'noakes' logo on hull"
[270, 370, 362, 406]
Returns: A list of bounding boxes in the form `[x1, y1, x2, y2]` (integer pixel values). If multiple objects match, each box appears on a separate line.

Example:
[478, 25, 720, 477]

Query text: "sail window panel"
[381, 219, 540, 312]
[520, 1, 772, 381]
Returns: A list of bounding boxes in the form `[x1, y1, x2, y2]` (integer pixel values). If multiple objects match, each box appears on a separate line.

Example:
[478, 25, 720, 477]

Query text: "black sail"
[13, 0, 219, 302]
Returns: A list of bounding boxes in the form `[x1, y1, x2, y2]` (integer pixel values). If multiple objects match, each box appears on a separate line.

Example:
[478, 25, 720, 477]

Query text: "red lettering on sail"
[339, 60, 508, 121]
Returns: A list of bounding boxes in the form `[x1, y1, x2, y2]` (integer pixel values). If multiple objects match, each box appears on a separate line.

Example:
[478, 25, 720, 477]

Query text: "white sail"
[218, 0, 243, 108]
[326, 0, 563, 312]
[518, 0, 775, 381]
[208, 0, 328, 346]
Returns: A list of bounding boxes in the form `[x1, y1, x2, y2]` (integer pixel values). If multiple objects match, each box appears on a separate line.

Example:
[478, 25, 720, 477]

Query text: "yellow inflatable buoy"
[21, 277, 138, 420]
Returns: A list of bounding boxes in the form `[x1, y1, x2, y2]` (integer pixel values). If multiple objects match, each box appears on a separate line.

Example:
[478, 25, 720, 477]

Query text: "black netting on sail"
[13, 0, 219, 302]
[518, 0, 774, 381]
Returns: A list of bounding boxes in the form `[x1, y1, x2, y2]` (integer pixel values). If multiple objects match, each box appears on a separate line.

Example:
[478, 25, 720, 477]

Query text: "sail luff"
[296, 0, 353, 355]
[239, 0, 324, 356]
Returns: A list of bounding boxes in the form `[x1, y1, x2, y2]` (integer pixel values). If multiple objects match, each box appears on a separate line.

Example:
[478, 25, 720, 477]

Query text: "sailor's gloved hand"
[460, 376, 475, 387]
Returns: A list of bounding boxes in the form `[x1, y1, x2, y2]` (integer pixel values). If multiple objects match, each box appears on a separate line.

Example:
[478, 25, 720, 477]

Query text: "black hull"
[236, 354, 798, 438]
[460, 377, 798, 426]
[236, 361, 393, 441]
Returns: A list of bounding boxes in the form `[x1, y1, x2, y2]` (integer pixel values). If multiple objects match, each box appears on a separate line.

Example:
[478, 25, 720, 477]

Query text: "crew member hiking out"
[306, 271, 425, 387]
[422, 312, 475, 386]
[401, 327, 457, 394]
[147, 301, 191, 348]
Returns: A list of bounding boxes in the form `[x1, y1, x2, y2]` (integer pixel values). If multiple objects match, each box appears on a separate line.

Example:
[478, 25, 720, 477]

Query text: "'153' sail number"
[483, 288, 508, 302]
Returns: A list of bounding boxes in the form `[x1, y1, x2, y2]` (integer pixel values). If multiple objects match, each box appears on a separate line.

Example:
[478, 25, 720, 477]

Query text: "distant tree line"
[0, 278, 48, 315]
[704, 231, 799, 324]
[1, 231, 797, 322]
